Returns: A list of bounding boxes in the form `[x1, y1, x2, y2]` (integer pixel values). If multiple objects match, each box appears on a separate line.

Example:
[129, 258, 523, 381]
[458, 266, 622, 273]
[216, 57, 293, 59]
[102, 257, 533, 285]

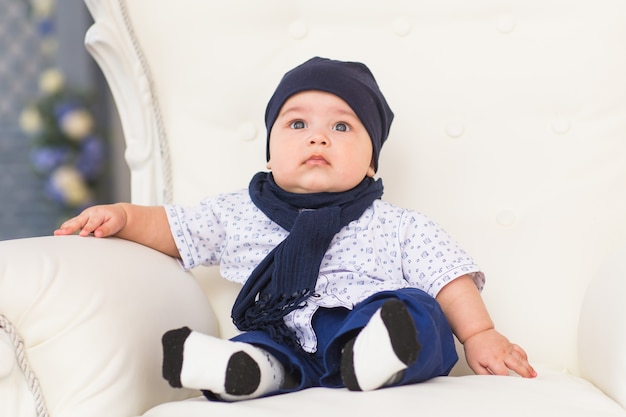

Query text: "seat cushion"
[141, 367, 625, 417]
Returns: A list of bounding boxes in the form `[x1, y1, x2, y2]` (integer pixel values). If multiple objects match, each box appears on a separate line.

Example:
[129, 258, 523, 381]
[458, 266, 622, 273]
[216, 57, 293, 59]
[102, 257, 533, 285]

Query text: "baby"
[55, 57, 536, 401]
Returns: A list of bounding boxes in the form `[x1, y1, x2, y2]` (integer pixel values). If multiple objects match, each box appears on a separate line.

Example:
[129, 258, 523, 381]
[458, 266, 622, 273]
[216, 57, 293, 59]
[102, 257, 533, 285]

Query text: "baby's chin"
[275, 179, 362, 194]
[272, 169, 369, 194]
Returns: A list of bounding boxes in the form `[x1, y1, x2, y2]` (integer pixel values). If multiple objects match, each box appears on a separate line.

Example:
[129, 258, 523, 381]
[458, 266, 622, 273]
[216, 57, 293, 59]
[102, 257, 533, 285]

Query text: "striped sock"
[162, 327, 285, 400]
[340, 299, 421, 391]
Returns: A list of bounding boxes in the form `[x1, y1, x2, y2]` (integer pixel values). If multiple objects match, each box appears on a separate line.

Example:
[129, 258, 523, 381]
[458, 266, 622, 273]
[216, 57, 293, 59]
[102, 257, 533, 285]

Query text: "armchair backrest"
[85, 0, 626, 376]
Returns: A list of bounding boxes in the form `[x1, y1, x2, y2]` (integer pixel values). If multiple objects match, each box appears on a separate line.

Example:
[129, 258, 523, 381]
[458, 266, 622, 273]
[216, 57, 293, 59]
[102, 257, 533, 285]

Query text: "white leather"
[143, 369, 625, 417]
[0, 236, 218, 417]
[109, 0, 626, 376]
[0, 331, 36, 417]
[579, 246, 626, 409]
[1, 0, 625, 415]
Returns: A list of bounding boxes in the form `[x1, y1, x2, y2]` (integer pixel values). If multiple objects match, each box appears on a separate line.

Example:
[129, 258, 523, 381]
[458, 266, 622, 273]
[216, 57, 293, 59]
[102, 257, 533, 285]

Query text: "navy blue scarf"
[231, 172, 384, 349]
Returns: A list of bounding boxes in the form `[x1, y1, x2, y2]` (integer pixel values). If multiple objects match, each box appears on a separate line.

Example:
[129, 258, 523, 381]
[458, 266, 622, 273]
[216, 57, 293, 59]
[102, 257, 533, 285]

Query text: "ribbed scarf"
[231, 171, 384, 350]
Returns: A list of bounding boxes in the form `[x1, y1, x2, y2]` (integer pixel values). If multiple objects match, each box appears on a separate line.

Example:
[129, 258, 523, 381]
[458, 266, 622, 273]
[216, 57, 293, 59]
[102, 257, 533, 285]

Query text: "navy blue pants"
[222, 288, 457, 398]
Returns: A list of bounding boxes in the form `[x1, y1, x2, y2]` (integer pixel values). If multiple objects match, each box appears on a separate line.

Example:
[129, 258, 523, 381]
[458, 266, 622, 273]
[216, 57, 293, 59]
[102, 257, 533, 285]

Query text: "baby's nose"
[308, 131, 329, 145]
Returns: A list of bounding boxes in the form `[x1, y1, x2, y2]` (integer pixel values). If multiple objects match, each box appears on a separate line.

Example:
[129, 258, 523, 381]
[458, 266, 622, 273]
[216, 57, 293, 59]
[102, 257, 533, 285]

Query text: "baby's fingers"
[55, 211, 105, 237]
[76, 216, 100, 236]
[54, 215, 90, 236]
[505, 345, 537, 378]
[54, 204, 126, 238]
[469, 357, 509, 377]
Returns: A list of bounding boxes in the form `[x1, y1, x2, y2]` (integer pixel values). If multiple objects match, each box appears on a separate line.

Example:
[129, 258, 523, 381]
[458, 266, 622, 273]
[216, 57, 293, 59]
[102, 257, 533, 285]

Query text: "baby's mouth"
[305, 155, 329, 165]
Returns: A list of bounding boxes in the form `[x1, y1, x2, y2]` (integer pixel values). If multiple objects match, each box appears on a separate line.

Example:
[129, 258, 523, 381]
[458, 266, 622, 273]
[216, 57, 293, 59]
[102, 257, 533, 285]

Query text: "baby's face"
[267, 91, 375, 194]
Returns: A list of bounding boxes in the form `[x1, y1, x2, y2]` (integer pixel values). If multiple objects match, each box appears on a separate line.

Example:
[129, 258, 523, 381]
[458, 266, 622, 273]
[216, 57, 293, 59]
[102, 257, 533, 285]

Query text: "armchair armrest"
[579, 246, 626, 409]
[0, 236, 217, 417]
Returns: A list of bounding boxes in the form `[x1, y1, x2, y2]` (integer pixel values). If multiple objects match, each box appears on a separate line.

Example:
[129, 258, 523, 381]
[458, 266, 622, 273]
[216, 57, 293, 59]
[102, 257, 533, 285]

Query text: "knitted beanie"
[264, 57, 394, 172]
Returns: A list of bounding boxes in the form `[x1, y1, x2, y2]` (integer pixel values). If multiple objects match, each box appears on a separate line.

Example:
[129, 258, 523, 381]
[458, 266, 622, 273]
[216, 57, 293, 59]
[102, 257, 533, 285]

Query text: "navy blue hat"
[265, 57, 394, 172]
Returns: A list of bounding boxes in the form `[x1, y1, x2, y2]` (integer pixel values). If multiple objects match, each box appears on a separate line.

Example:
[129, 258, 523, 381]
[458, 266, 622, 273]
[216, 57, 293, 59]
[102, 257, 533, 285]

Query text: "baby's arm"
[435, 275, 537, 378]
[54, 203, 179, 258]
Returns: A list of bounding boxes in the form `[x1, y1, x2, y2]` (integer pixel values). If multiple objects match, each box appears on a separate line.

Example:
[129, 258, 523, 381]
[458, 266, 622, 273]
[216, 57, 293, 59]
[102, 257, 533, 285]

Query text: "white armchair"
[2, 1, 626, 416]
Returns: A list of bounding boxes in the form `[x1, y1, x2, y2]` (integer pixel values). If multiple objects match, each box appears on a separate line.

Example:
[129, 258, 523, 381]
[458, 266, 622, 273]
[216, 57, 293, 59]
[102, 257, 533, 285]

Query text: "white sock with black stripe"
[162, 327, 285, 400]
[340, 299, 421, 391]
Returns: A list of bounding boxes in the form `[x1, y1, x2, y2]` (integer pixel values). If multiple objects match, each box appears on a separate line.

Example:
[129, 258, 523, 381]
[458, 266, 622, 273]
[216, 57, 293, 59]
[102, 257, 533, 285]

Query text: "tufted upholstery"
[112, 0, 626, 373]
[1, 0, 626, 416]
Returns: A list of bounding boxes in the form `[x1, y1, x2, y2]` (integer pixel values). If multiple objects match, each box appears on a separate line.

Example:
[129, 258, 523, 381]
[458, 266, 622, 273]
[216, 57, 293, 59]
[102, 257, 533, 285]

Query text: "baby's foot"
[341, 299, 421, 391]
[161, 327, 285, 400]
[161, 326, 192, 388]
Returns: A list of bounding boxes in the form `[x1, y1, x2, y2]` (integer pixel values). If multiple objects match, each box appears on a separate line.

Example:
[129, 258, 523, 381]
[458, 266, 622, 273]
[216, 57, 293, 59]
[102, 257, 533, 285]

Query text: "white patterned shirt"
[166, 189, 484, 352]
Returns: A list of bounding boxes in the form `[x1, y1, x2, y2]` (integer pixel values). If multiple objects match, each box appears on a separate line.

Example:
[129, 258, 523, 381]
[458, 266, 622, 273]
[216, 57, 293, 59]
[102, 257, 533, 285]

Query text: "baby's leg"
[162, 327, 285, 401]
[340, 298, 421, 391]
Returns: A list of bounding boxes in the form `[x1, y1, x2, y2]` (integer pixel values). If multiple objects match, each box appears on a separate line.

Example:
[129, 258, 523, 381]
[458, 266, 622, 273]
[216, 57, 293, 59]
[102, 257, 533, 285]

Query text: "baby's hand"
[54, 204, 128, 238]
[463, 328, 537, 378]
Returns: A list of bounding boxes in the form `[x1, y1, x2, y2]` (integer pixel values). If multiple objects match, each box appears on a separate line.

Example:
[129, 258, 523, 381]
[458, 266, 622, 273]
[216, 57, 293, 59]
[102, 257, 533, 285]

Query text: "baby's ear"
[366, 158, 376, 177]
[266, 160, 272, 170]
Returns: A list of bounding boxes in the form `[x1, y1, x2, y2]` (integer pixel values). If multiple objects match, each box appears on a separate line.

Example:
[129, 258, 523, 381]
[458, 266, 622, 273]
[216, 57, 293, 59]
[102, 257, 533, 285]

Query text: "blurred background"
[0, 0, 128, 240]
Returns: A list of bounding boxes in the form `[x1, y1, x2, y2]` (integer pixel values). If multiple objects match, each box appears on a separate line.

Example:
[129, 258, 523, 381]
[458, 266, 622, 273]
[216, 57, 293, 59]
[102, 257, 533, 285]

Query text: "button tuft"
[445, 122, 465, 138]
[238, 122, 258, 142]
[496, 210, 517, 227]
[496, 15, 515, 34]
[289, 20, 309, 39]
[391, 18, 412, 37]
[551, 115, 571, 135]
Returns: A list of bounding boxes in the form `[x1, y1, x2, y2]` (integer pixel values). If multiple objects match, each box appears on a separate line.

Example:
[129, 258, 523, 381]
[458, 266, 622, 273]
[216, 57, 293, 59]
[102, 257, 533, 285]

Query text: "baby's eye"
[290, 120, 306, 129]
[333, 122, 350, 132]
